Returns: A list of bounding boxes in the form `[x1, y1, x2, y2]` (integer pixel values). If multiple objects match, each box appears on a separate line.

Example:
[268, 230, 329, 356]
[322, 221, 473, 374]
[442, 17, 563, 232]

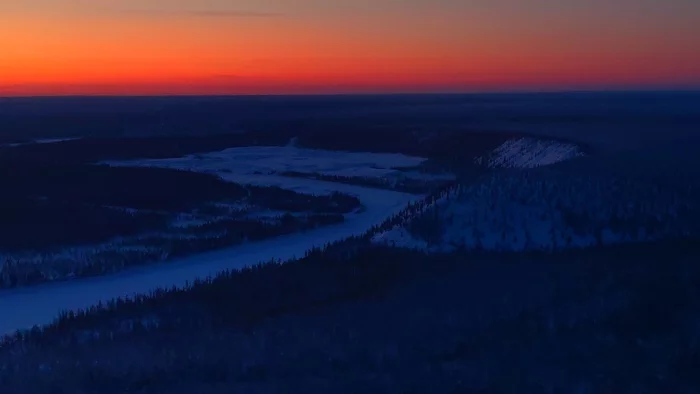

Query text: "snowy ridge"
[373, 171, 699, 253]
[475, 137, 585, 169]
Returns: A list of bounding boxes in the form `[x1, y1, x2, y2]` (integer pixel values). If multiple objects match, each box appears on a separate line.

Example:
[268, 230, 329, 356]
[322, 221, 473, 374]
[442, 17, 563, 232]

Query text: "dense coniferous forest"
[0, 162, 242, 251]
[0, 133, 293, 164]
[244, 187, 360, 214]
[278, 170, 453, 194]
[0, 212, 346, 289]
[373, 168, 700, 252]
[0, 161, 248, 212]
[2, 237, 699, 393]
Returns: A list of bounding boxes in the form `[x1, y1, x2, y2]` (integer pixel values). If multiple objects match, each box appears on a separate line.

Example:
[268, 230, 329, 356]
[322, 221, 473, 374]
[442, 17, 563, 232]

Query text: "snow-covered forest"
[474, 137, 586, 169]
[373, 169, 699, 252]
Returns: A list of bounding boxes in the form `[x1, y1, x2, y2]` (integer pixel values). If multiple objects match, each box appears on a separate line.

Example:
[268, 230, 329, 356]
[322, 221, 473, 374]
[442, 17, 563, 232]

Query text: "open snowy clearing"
[105, 145, 429, 180]
[373, 171, 698, 253]
[475, 137, 585, 169]
[0, 173, 420, 335]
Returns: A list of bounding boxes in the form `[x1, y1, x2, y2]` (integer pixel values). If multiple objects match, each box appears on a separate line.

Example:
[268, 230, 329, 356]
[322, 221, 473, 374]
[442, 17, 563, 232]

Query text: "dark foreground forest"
[2, 237, 699, 394]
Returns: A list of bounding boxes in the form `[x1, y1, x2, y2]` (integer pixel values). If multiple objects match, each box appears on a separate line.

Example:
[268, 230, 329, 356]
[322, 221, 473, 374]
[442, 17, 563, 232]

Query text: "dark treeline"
[247, 186, 360, 214]
[1, 95, 496, 140]
[0, 212, 345, 289]
[138, 212, 345, 264]
[1, 93, 693, 154]
[295, 129, 519, 160]
[0, 198, 168, 253]
[0, 162, 239, 252]
[0, 161, 249, 212]
[0, 132, 294, 164]
[362, 182, 459, 238]
[0, 162, 247, 252]
[279, 170, 452, 194]
[0, 157, 360, 253]
[0, 128, 555, 168]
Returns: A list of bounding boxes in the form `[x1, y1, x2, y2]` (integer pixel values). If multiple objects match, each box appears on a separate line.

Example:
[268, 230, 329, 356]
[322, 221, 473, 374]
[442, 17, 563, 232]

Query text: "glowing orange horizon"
[2, 2, 699, 96]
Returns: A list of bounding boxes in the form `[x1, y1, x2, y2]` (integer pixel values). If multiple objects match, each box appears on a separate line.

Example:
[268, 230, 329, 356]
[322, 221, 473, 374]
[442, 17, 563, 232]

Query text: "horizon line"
[2, 87, 700, 100]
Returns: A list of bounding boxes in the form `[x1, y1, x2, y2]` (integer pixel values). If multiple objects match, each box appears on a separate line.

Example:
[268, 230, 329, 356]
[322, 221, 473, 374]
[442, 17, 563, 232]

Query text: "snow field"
[475, 137, 585, 169]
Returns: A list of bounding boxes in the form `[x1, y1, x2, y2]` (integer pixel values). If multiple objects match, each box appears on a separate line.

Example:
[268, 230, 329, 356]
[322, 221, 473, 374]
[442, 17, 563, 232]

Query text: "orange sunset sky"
[1, 0, 699, 96]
